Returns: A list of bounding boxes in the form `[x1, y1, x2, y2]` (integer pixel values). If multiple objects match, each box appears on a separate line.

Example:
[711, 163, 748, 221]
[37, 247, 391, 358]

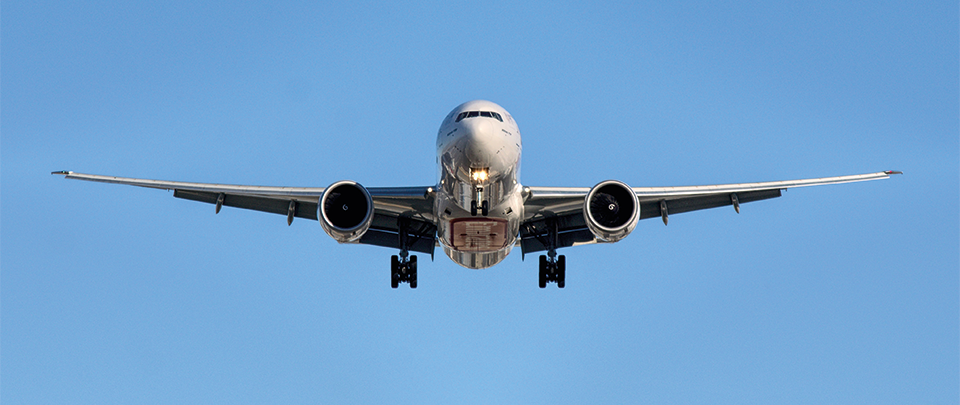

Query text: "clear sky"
[3, 1, 957, 404]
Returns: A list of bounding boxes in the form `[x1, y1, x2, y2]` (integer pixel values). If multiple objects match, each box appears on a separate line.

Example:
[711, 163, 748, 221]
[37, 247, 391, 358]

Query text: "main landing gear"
[390, 216, 433, 289]
[391, 253, 417, 289]
[539, 252, 565, 288]
[524, 216, 566, 289]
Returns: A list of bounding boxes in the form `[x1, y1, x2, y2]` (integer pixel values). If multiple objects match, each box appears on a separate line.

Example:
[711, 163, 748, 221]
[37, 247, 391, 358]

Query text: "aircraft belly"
[449, 218, 509, 251]
[442, 245, 512, 270]
[438, 216, 519, 269]
[435, 190, 523, 269]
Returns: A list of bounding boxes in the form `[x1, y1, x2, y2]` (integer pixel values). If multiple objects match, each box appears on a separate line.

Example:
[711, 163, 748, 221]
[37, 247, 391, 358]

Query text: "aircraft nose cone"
[460, 118, 496, 162]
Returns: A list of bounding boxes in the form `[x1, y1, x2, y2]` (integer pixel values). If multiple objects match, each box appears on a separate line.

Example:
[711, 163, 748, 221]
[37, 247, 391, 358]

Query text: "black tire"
[538, 255, 547, 288]
[390, 255, 399, 289]
[557, 255, 566, 289]
[409, 256, 418, 289]
[470, 200, 478, 216]
[481, 200, 489, 216]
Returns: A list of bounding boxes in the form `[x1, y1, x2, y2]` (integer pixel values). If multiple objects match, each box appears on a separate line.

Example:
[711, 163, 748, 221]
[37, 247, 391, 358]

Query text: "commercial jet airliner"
[55, 100, 900, 288]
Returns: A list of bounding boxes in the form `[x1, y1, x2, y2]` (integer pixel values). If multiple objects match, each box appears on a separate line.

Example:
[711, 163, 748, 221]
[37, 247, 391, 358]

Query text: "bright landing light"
[471, 168, 489, 183]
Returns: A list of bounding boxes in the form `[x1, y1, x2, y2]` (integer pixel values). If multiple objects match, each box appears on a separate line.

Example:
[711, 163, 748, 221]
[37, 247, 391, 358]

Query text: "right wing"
[53, 171, 438, 255]
[519, 171, 900, 256]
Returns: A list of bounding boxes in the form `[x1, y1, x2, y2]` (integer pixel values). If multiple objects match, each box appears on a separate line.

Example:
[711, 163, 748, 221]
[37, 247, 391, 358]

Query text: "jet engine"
[583, 180, 640, 242]
[318, 181, 374, 243]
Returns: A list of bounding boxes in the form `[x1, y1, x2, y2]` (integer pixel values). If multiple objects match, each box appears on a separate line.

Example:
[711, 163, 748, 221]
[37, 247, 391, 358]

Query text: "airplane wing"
[518, 171, 901, 257]
[52, 171, 438, 256]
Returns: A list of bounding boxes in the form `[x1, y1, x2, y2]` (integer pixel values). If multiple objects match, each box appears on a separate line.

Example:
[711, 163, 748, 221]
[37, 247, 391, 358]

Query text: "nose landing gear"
[470, 200, 489, 216]
[470, 186, 489, 216]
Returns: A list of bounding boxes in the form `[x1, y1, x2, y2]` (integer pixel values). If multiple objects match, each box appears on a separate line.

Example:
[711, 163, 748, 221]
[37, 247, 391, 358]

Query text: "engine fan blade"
[589, 192, 621, 227]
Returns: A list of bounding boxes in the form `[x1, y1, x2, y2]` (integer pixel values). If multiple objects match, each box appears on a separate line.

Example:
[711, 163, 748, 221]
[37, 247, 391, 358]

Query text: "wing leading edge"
[53, 171, 437, 255]
[519, 171, 900, 256]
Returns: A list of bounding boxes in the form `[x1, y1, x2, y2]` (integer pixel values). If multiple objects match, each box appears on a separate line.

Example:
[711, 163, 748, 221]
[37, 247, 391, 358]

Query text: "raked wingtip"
[52, 170, 73, 176]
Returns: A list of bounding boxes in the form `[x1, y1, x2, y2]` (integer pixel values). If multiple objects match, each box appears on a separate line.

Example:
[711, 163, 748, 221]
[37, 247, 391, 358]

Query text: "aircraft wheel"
[391, 255, 400, 288]
[409, 256, 418, 289]
[538, 255, 547, 288]
[557, 255, 566, 289]
[481, 200, 489, 216]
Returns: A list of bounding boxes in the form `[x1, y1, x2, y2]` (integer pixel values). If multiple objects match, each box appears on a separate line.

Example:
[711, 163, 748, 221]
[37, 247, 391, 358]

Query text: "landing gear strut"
[538, 251, 565, 288]
[391, 253, 417, 289]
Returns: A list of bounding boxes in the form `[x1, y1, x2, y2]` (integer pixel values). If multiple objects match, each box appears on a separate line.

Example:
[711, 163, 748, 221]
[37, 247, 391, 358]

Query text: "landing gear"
[389, 215, 432, 289]
[391, 254, 417, 289]
[538, 253, 565, 288]
[525, 216, 567, 289]
[471, 186, 489, 216]
[470, 200, 489, 216]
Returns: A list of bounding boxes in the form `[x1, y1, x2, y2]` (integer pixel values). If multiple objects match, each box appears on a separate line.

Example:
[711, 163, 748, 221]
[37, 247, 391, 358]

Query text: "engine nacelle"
[319, 181, 374, 243]
[583, 180, 640, 243]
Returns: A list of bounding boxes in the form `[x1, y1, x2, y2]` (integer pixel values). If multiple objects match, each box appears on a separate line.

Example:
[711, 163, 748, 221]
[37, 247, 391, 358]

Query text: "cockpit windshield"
[456, 111, 503, 123]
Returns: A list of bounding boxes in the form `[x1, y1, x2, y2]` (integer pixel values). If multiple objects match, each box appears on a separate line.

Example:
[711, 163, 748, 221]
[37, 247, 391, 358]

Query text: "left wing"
[53, 171, 438, 255]
[519, 171, 900, 256]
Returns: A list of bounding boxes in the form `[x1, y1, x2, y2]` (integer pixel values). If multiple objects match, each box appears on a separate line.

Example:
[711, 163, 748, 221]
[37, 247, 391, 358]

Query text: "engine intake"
[319, 181, 374, 243]
[583, 180, 640, 242]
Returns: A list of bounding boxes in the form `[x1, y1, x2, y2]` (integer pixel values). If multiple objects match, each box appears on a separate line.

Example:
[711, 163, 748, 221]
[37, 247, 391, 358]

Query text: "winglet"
[884, 170, 903, 175]
[52, 170, 73, 176]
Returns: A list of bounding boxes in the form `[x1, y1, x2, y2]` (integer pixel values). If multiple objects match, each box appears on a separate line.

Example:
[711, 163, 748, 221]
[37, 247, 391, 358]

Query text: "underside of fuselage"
[435, 100, 524, 269]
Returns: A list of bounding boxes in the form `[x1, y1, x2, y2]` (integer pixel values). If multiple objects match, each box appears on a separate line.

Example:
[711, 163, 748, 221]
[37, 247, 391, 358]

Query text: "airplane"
[54, 100, 900, 289]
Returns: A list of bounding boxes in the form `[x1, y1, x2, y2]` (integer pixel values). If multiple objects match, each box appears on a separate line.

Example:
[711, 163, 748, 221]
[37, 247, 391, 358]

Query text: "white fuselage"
[435, 100, 524, 269]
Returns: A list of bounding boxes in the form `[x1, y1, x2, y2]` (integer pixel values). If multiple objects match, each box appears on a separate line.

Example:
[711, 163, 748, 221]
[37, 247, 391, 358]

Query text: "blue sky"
[3, 1, 957, 403]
